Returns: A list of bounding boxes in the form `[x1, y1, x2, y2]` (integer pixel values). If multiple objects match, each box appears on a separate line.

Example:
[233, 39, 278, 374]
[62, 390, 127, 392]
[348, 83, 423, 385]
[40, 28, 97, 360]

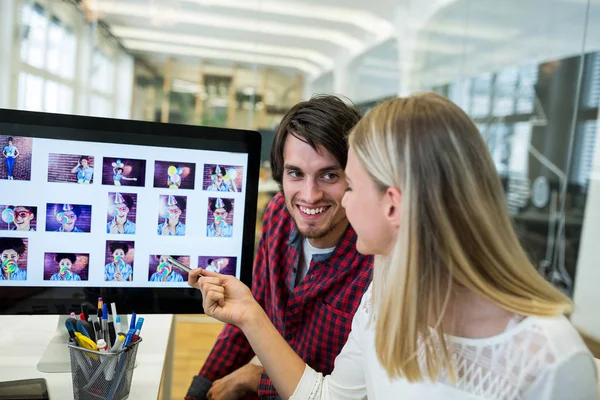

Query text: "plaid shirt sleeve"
[187, 200, 274, 399]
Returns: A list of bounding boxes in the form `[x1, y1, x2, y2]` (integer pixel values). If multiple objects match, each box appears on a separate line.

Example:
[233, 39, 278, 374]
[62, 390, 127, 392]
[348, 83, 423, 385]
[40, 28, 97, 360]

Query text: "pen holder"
[67, 338, 142, 400]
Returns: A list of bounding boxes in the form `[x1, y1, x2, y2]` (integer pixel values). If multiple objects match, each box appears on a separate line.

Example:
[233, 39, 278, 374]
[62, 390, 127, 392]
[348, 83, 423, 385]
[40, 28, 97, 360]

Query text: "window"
[471, 73, 492, 118]
[516, 64, 538, 114]
[20, 2, 47, 69]
[448, 78, 472, 114]
[583, 53, 600, 109]
[92, 49, 115, 95]
[572, 120, 598, 187]
[17, 72, 43, 111]
[44, 80, 73, 114]
[493, 67, 518, 117]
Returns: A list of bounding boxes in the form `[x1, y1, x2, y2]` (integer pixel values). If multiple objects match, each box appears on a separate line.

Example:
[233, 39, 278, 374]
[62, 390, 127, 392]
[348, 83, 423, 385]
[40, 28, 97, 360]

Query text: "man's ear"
[384, 187, 402, 228]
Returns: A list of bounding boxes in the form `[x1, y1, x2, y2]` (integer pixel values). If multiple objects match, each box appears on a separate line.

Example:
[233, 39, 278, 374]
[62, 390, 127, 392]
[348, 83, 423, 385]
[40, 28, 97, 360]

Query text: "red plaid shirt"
[196, 192, 373, 399]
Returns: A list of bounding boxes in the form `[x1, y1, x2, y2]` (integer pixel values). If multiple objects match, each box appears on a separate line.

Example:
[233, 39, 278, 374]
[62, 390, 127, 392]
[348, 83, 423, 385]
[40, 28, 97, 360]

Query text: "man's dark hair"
[116, 167, 124, 173]
[55, 253, 76, 264]
[7, 137, 13, 142]
[109, 241, 129, 254]
[156, 254, 178, 261]
[0, 237, 25, 255]
[209, 198, 232, 213]
[79, 156, 89, 163]
[207, 258, 213, 265]
[270, 95, 361, 186]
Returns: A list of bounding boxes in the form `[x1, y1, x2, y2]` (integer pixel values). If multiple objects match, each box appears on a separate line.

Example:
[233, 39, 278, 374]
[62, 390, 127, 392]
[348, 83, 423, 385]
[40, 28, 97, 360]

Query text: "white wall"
[572, 110, 600, 341]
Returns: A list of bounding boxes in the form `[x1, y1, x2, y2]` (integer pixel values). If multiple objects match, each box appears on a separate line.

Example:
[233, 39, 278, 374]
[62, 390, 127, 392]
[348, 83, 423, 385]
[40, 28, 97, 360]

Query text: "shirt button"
[285, 333, 293, 341]
[293, 267, 297, 273]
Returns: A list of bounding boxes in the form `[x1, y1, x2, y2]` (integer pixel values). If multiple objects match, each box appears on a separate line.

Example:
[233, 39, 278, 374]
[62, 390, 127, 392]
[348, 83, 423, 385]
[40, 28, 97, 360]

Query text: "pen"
[110, 302, 118, 323]
[102, 303, 109, 346]
[132, 317, 144, 342]
[130, 312, 136, 331]
[167, 256, 192, 273]
[97, 297, 103, 320]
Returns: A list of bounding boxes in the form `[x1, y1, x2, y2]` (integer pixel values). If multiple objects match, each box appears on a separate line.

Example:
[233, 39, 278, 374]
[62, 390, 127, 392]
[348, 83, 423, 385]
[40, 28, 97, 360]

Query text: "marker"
[102, 304, 109, 346]
[129, 312, 136, 331]
[132, 317, 144, 342]
[110, 302, 118, 324]
[97, 297, 103, 320]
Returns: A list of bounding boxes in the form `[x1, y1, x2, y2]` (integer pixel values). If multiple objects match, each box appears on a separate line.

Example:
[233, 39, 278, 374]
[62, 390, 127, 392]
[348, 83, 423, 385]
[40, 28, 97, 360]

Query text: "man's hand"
[206, 364, 263, 400]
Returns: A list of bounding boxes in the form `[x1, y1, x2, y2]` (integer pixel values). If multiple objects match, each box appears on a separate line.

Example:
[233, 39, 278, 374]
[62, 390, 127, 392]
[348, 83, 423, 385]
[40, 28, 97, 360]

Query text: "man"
[71, 156, 94, 184]
[107, 193, 136, 234]
[9, 205, 36, 231]
[206, 198, 233, 238]
[0, 237, 27, 280]
[158, 195, 186, 236]
[186, 95, 373, 400]
[54, 204, 84, 233]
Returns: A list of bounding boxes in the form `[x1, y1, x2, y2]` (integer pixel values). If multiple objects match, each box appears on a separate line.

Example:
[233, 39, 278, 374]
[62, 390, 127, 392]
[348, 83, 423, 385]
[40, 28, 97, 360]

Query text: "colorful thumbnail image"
[43, 252, 89, 281]
[198, 256, 236, 276]
[203, 164, 244, 192]
[102, 157, 147, 187]
[148, 254, 190, 282]
[1, 135, 32, 181]
[157, 195, 186, 236]
[107, 192, 137, 235]
[1, 205, 37, 231]
[104, 241, 135, 282]
[0, 237, 28, 281]
[48, 154, 95, 184]
[46, 203, 92, 233]
[153, 161, 196, 190]
[206, 197, 234, 238]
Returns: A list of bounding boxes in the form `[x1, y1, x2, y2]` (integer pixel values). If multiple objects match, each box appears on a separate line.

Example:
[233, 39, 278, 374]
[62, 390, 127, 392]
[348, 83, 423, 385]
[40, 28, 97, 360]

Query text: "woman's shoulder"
[522, 315, 592, 362]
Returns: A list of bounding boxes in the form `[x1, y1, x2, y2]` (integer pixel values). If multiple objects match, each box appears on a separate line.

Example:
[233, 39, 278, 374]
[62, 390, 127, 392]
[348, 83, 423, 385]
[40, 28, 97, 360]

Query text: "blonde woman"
[190, 93, 598, 399]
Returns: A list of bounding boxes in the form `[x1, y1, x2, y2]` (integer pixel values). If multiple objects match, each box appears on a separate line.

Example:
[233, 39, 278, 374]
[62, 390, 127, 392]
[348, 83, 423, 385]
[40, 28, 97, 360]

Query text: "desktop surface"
[0, 314, 174, 399]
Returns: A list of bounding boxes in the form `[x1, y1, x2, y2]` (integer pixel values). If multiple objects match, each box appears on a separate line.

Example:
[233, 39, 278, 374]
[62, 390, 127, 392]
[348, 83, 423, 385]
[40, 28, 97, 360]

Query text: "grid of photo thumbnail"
[0, 136, 245, 283]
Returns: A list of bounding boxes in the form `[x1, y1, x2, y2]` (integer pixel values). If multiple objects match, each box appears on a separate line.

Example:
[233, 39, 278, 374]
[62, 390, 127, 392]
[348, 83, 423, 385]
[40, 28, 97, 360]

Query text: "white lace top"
[291, 285, 598, 400]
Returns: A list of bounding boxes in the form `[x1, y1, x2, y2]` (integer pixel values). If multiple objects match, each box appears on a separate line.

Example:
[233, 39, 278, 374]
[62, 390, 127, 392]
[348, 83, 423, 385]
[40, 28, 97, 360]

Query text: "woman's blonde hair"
[348, 92, 573, 382]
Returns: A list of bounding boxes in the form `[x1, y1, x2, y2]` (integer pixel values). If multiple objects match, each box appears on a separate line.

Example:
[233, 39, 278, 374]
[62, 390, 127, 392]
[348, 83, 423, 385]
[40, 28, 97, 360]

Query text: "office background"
[0, 0, 599, 398]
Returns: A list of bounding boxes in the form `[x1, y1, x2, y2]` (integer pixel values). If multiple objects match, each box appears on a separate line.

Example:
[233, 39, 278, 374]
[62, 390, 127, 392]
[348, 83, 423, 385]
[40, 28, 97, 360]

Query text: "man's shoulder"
[263, 192, 289, 221]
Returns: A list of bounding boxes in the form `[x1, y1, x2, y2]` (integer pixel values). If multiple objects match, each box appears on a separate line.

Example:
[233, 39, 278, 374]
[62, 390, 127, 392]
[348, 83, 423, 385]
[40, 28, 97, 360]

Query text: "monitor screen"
[0, 109, 261, 314]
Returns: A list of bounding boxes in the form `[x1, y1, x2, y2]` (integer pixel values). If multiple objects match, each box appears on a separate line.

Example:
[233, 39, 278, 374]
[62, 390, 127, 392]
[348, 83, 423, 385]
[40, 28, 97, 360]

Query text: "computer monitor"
[0, 108, 261, 371]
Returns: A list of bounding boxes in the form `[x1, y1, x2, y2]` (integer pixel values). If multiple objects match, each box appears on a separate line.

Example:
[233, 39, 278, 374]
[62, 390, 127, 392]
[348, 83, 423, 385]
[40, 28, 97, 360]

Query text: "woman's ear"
[384, 187, 402, 228]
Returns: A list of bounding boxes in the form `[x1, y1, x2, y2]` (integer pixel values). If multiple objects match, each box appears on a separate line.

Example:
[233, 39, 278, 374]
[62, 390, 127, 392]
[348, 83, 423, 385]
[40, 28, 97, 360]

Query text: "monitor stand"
[37, 315, 71, 373]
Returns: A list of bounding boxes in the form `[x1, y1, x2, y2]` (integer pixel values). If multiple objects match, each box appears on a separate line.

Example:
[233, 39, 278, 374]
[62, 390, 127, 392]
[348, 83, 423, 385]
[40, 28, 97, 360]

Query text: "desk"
[0, 315, 174, 399]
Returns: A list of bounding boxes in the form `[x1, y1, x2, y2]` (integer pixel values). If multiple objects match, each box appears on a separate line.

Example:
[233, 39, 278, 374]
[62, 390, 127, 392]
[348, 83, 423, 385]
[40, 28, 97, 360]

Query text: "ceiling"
[86, 0, 600, 100]
[86, 0, 398, 80]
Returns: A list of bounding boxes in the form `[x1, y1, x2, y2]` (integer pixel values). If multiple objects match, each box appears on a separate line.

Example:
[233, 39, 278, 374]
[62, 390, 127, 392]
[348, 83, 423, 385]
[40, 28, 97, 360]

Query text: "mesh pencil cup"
[67, 338, 142, 400]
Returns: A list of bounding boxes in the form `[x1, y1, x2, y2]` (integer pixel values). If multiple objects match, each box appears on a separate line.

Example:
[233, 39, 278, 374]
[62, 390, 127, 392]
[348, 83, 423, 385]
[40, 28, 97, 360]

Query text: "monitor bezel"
[0, 108, 261, 315]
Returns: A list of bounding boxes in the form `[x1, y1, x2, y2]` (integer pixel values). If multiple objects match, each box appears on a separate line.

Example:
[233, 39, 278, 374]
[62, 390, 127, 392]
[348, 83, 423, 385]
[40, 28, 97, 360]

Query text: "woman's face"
[342, 148, 398, 256]
[112, 249, 125, 260]
[1, 249, 18, 263]
[14, 207, 34, 230]
[59, 258, 73, 270]
[167, 205, 181, 223]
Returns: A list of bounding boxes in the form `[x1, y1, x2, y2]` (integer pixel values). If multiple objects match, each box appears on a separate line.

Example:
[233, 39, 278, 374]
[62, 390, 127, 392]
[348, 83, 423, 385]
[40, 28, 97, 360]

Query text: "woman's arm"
[71, 163, 80, 173]
[14, 147, 19, 157]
